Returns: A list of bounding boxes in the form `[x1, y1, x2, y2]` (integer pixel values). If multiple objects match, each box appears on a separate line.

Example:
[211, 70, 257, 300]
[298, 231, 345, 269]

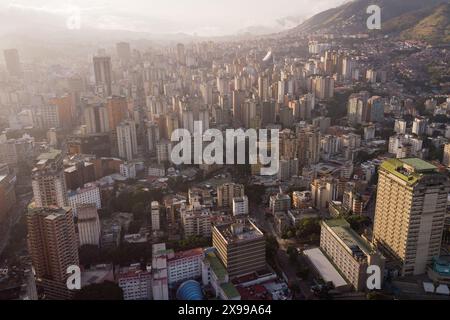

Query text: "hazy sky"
[1, 0, 350, 36]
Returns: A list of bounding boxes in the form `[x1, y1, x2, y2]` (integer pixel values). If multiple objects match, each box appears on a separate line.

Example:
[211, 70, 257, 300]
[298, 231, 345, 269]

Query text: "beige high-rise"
[217, 183, 244, 208]
[373, 158, 450, 276]
[27, 207, 79, 299]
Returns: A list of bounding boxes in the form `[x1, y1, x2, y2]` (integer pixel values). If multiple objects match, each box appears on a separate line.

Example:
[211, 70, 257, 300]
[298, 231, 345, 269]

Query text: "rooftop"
[220, 282, 240, 299]
[205, 251, 227, 281]
[381, 158, 438, 186]
[323, 219, 375, 256]
[214, 220, 264, 244]
[37, 149, 62, 161]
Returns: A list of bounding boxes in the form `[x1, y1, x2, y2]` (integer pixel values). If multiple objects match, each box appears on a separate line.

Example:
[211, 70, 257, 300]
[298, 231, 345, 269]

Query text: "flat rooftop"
[37, 149, 62, 161]
[381, 158, 438, 185]
[214, 220, 264, 244]
[205, 251, 227, 281]
[303, 247, 348, 289]
[323, 219, 374, 256]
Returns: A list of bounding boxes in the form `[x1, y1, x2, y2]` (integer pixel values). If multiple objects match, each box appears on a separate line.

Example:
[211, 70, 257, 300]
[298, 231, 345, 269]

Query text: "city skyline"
[1, 0, 349, 36]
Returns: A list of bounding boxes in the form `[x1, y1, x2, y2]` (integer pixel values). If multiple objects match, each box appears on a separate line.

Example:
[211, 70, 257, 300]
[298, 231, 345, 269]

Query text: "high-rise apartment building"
[217, 183, 245, 208]
[321, 219, 385, 291]
[117, 120, 138, 161]
[373, 158, 450, 276]
[3, 48, 22, 77]
[107, 96, 128, 130]
[93, 56, 112, 96]
[76, 204, 101, 247]
[27, 207, 79, 299]
[32, 149, 68, 208]
[151, 201, 160, 231]
[442, 143, 450, 167]
[180, 202, 212, 238]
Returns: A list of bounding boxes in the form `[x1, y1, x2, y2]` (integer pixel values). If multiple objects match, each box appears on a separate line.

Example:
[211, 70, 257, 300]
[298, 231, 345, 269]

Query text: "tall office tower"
[117, 120, 138, 161]
[176, 43, 186, 65]
[373, 158, 450, 276]
[145, 121, 160, 154]
[93, 56, 112, 96]
[258, 74, 269, 100]
[151, 201, 160, 231]
[116, 42, 131, 64]
[27, 207, 79, 300]
[107, 96, 128, 130]
[76, 204, 101, 247]
[217, 183, 245, 208]
[32, 149, 68, 208]
[443, 144, 450, 167]
[3, 48, 22, 77]
[83, 103, 110, 133]
[412, 117, 428, 136]
[212, 219, 265, 278]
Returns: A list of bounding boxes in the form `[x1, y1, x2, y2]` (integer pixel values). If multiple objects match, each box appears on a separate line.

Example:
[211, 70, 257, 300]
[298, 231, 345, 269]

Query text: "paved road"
[249, 203, 316, 300]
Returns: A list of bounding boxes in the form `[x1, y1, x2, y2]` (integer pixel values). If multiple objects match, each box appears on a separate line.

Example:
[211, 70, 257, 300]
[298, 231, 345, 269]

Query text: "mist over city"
[0, 0, 449, 308]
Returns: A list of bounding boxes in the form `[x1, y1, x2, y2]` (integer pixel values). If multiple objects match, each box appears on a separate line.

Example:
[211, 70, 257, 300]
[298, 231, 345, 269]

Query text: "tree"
[295, 218, 321, 241]
[74, 281, 123, 300]
[345, 215, 371, 233]
[265, 235, 279, 262]
[131, 202, 146, 221]
[287, 245, 298, 263]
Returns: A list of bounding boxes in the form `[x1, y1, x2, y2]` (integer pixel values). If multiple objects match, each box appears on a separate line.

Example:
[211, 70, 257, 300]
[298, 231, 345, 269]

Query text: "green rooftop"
[206, 251, 227, 281]
[401, 158, 437, 172]
[220, 282, 240, 299]
[380, 158, 437, 186]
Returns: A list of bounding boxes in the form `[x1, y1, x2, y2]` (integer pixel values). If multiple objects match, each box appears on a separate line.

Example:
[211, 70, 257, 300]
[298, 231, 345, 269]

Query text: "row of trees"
[281, 218, 321, 243]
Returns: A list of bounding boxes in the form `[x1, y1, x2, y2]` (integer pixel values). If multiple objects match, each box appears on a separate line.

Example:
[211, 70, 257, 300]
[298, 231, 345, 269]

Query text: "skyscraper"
[107, 96, 128, 130]
[373, 158, 450, 276]
[3, 48, 22, 77]
[116, 120, 138, 161]
[93, 56, 112, 96]
[32, 149, 68, 208]
[27, 207, 79, 300]
[116, 42, 131, 64]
